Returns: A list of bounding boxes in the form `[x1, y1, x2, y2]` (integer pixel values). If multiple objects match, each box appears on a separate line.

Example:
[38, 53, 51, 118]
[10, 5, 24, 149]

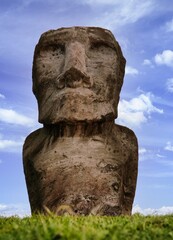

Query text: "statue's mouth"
[56, 87, 96, 100]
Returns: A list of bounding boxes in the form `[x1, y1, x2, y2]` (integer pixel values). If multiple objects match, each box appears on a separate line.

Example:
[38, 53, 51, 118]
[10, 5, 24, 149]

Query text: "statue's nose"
[57, 42, 92, 88]
[65, 42, 86, 72]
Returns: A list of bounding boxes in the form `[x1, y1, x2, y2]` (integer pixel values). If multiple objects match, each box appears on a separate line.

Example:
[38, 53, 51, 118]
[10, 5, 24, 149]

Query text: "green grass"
[0, 214, 173, 240]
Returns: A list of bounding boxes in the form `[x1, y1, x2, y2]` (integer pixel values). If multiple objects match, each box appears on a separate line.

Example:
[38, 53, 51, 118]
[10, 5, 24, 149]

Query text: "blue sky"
[0, 0, 173, 216]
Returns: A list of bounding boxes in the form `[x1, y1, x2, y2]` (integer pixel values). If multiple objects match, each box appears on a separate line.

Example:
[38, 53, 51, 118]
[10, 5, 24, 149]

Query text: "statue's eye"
[91, 41, 107, 49]
[37, 44, 65, 57]
[90, 41, 117, 54]
[48, 44, 65, 55]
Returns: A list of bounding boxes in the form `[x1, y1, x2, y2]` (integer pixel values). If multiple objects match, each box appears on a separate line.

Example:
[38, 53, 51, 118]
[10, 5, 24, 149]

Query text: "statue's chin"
[38, 101, 116, 124]
[37, 89, 117, 124]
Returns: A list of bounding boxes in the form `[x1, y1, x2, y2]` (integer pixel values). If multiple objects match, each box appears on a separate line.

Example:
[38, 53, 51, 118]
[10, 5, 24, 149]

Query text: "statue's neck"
[43, 121, 114, 137]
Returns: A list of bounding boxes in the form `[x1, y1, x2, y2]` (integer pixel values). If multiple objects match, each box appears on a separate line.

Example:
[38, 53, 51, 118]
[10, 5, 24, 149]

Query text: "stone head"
[32, 27, 126, 124]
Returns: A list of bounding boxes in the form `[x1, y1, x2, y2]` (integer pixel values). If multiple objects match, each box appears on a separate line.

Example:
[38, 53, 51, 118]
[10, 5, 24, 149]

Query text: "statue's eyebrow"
[89, 37, 117, 52]
[37, 39, 66, 51]
[39, 31, 70, 47]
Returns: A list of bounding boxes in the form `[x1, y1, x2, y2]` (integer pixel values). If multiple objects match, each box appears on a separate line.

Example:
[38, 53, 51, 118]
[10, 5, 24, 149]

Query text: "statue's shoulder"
[112, 123, 138, 146]
[23, 127, 47, 157]
[113, 123, 137, 137]
[24, 128, 44, 146]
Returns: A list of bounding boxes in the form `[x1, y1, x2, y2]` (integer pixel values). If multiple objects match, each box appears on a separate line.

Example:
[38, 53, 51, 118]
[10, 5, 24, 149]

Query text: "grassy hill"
[0, 214, 173, 240]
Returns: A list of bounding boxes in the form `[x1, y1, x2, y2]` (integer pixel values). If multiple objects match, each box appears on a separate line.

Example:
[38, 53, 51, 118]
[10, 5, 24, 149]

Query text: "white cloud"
[0, 139, 23, 152]
[139, 147, 149, 162]
[81, 0, 156, 29]
[139, 148, 147, 154]
[1, 202, 173, 217]
[117, 92, 163, 128]
[154, 50, 173, 67]
[133, 205, 173, 215]
[156, 154, 165, 158]
[118, 110, 147, 127]
[0, 108, 34, 127]
[0, 93, 5, 99]
[165, 18, 173, 32]
[125, 66, 139, 75]
[0, 134, 24, 152]
[143, 59, 151, 65]
[165, 141, 173, 151]
[143, 59, 154, 68]
[166, 78, 173, 92]
[0, 204, 31, 217]
[138, 148, 161, 162]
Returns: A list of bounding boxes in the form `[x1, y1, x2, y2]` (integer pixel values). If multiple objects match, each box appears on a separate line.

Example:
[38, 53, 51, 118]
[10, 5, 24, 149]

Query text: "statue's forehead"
[38, 27, 116, 46]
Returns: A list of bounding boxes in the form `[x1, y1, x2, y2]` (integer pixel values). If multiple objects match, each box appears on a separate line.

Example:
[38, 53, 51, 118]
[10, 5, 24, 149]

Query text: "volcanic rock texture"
[23, 27, 138, 216]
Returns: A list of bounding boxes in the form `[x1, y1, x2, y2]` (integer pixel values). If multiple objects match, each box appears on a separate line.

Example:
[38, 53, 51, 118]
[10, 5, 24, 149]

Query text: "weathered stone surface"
[23, 27, 138, 216]
[32, 27, 125, 124]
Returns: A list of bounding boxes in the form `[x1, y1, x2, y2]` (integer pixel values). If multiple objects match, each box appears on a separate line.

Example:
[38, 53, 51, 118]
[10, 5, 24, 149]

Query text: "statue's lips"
[57, 87, 96, 99]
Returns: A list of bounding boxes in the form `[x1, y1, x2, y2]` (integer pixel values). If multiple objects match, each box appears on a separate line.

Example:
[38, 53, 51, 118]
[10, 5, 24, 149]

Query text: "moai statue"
[23, 27, 138, 216]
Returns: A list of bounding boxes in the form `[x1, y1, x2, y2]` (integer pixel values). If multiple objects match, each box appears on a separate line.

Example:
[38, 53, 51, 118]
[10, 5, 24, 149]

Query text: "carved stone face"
[33, 27, 126, 124]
